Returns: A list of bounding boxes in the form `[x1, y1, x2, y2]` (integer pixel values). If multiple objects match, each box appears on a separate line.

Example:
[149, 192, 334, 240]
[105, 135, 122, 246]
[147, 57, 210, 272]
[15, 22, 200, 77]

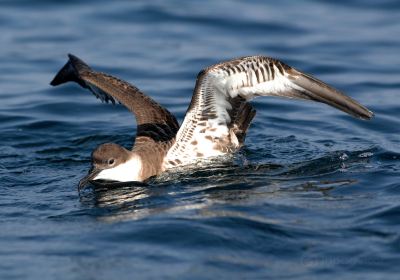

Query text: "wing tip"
[357, 109, 374, 120]
[289, 72, 375, 121]
[50, 54, 90, 88]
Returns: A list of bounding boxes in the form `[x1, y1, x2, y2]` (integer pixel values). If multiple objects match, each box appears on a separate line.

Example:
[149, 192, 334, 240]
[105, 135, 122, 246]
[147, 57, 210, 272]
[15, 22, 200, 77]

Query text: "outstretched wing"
[50, 54, 179, 144]
[164, 55, 373, 167]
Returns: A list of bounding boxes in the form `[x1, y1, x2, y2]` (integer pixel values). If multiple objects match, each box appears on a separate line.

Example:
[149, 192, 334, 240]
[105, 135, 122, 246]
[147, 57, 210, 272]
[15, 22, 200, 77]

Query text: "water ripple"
[1, 0, 400, 279]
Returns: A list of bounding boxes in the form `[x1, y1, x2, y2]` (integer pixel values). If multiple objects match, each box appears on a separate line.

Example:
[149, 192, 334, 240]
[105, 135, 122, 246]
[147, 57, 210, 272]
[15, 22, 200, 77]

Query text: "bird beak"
[78, 167, 101, 192]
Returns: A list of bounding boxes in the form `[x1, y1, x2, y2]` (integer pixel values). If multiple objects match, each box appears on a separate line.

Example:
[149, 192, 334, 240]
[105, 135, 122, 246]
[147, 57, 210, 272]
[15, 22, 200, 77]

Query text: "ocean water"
[1, 0, 399, 279]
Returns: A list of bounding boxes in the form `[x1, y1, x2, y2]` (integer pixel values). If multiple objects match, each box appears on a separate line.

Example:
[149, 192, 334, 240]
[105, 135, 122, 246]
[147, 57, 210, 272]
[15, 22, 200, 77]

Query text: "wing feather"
[50, 54, 179, 143]
[164, 55, 373, 168]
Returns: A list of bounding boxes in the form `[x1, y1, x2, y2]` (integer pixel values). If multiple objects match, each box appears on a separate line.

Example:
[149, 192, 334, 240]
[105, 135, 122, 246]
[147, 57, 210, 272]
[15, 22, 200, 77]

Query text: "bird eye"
[108, 158, 115, 165]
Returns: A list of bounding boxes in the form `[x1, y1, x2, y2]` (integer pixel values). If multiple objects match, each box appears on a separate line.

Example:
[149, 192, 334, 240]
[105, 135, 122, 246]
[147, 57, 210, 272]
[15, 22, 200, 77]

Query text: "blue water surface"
[1, 0, 400, 279]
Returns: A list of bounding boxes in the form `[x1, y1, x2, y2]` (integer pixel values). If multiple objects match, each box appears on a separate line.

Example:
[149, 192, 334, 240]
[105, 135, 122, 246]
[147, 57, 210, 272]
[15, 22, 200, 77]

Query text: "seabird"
[50, 54, 373, 190]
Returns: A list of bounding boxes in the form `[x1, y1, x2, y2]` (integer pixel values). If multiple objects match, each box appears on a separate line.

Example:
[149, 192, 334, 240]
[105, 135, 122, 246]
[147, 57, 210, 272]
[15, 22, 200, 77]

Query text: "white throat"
[93, 155, 143, 182]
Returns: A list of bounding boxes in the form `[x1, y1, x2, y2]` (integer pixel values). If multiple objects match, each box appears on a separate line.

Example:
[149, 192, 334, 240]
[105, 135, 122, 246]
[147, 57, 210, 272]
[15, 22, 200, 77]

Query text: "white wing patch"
[226, 65, 296, 99]
[164, 71, 236, 168]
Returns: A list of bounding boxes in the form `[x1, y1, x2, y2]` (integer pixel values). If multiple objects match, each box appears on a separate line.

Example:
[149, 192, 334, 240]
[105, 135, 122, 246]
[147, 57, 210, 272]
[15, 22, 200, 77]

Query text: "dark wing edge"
[50, 54, 179, 142]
